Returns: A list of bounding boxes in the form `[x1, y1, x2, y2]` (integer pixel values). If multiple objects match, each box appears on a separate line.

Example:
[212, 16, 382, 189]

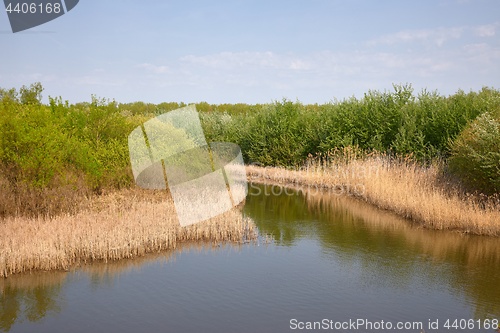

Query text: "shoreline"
[0, 189, 256, 278]
[246, 161, 500, 237]
[2, 158, 499, 278]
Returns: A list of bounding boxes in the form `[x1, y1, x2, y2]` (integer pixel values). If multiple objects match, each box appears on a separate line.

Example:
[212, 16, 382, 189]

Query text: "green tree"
[19, 82, 43, 105]
[449, 110, 500, 194]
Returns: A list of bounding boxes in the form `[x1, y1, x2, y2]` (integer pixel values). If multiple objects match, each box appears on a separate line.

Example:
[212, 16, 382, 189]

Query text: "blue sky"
[1, 0, 499, 104]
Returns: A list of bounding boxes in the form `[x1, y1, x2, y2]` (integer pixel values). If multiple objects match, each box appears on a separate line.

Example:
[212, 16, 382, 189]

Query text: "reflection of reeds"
[247, 151, 500, 236]
[78, 241, 243, 285]
[303, 189, 500, 266]
[0, 241, 242, 333]
[0, 189, 256, 278]
[0, 270, 68, 294]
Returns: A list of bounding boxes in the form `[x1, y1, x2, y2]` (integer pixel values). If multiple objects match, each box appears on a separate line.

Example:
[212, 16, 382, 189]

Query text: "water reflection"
[0, 243, 230, 332]
[1, 184, 499, 331]
[245, 183, 500, 319]
[0, 272, 65, 332]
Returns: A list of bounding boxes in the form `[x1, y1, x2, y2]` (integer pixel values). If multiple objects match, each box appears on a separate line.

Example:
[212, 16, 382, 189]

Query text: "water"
[1, 184, 499, 333]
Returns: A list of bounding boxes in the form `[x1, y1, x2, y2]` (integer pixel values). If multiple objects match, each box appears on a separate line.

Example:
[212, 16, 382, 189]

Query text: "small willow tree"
[449, 110, 500, 194]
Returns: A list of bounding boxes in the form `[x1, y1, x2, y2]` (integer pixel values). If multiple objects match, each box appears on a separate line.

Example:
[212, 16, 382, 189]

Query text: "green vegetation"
[199, 84, 500, 195]
[1, 83, 499, 217]
[200, 85, 500, 165]
[449, 109, 500, 194]
[0, 84, 137, 216]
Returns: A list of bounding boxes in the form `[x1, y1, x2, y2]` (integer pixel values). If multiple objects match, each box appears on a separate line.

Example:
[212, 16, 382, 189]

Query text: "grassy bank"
[0, 189, 256, 278]
[1, 80, 499, 264]
[2, 83, 500, 219]
[247, 150, 500, 236]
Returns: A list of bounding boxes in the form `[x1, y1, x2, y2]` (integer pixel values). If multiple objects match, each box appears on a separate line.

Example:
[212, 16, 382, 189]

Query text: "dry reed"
[0, 188, 256, 278]
[247, 149, 500, 237]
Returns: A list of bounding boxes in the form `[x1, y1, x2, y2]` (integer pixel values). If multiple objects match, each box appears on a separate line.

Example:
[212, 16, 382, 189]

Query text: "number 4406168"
[5, 2, 62, 14]
[444, 318, 498, 330]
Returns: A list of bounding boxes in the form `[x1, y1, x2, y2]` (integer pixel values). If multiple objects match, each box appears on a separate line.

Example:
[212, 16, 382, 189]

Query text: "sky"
[1, 0, 499, 104]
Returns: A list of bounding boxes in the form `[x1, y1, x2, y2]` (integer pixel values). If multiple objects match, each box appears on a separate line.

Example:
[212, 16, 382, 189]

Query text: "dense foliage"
[449, 109, 500, 194]
[1, 83, 499, 216]
[0, 84, 139, 216]
[200, 85, 500, 166]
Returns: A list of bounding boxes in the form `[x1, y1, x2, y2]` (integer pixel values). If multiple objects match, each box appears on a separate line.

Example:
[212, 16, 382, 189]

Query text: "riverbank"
[2, 154, 499, 278]
[246, 154, 500, 237]
[0, 189, 256, 278]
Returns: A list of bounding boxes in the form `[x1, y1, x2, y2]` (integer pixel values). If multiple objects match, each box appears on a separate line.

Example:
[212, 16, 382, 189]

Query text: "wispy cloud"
[473, 22, 499, 37]
[369, 22, 500, 47]
[462, 43, 500, 68]
[74, 75, 124, 87]
[177, 50, 454, 78]
[181, 52, 312, 71]
[137, 63, 170, 74]
[75, 20, 500, 104]
[369, 26, 464, 46]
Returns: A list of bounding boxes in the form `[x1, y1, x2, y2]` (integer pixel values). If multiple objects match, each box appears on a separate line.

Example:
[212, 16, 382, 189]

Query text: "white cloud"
[473, 22, 499, 37]
[369, 22, 500, 47]
[369, 26, 464, 46]
[60, 25, 499, 104]
[462, 43, 500, 67]
[74, 75, 124, 86]
[177, 50, 455, 80]
[181, 52, 312, 71]
[137, 63, 170, 74]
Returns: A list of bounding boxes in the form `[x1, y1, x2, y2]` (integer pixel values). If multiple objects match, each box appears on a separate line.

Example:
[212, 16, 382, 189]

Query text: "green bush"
[241, 101, 309, 166]
[0, 86, 137, 195]
[2, 82, 500, 216]
[0, 96, 70, 187]
[449, 110, 500, 194]
[198, 85, 500, 166]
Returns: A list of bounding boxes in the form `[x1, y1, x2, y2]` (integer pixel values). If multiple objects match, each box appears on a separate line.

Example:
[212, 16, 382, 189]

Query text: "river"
[1, 184, 499, 333]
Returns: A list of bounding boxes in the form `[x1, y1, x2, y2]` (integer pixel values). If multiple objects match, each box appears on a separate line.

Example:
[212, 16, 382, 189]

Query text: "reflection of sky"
[244, 184, 500, 317]
[4, 241, 496, 333]
[2, 185, 499, 332]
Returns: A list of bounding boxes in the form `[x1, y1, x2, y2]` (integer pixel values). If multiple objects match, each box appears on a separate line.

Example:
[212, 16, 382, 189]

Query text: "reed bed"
[247, 150, 500, 237]
[0, 189, 257, 278]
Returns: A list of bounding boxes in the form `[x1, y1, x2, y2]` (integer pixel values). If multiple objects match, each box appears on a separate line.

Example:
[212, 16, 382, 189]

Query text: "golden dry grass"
[247, 150, 500, 237]
[0, 189, 256, 278]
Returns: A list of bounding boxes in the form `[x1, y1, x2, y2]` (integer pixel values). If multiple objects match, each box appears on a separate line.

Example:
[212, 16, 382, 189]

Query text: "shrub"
[238, 100, 311, 166]
[449, 110, 500, 194]
[2, 82, 500, 216]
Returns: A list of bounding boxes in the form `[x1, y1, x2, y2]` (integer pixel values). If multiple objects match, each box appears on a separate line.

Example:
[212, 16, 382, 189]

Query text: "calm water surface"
[1, 184, 499, 333]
